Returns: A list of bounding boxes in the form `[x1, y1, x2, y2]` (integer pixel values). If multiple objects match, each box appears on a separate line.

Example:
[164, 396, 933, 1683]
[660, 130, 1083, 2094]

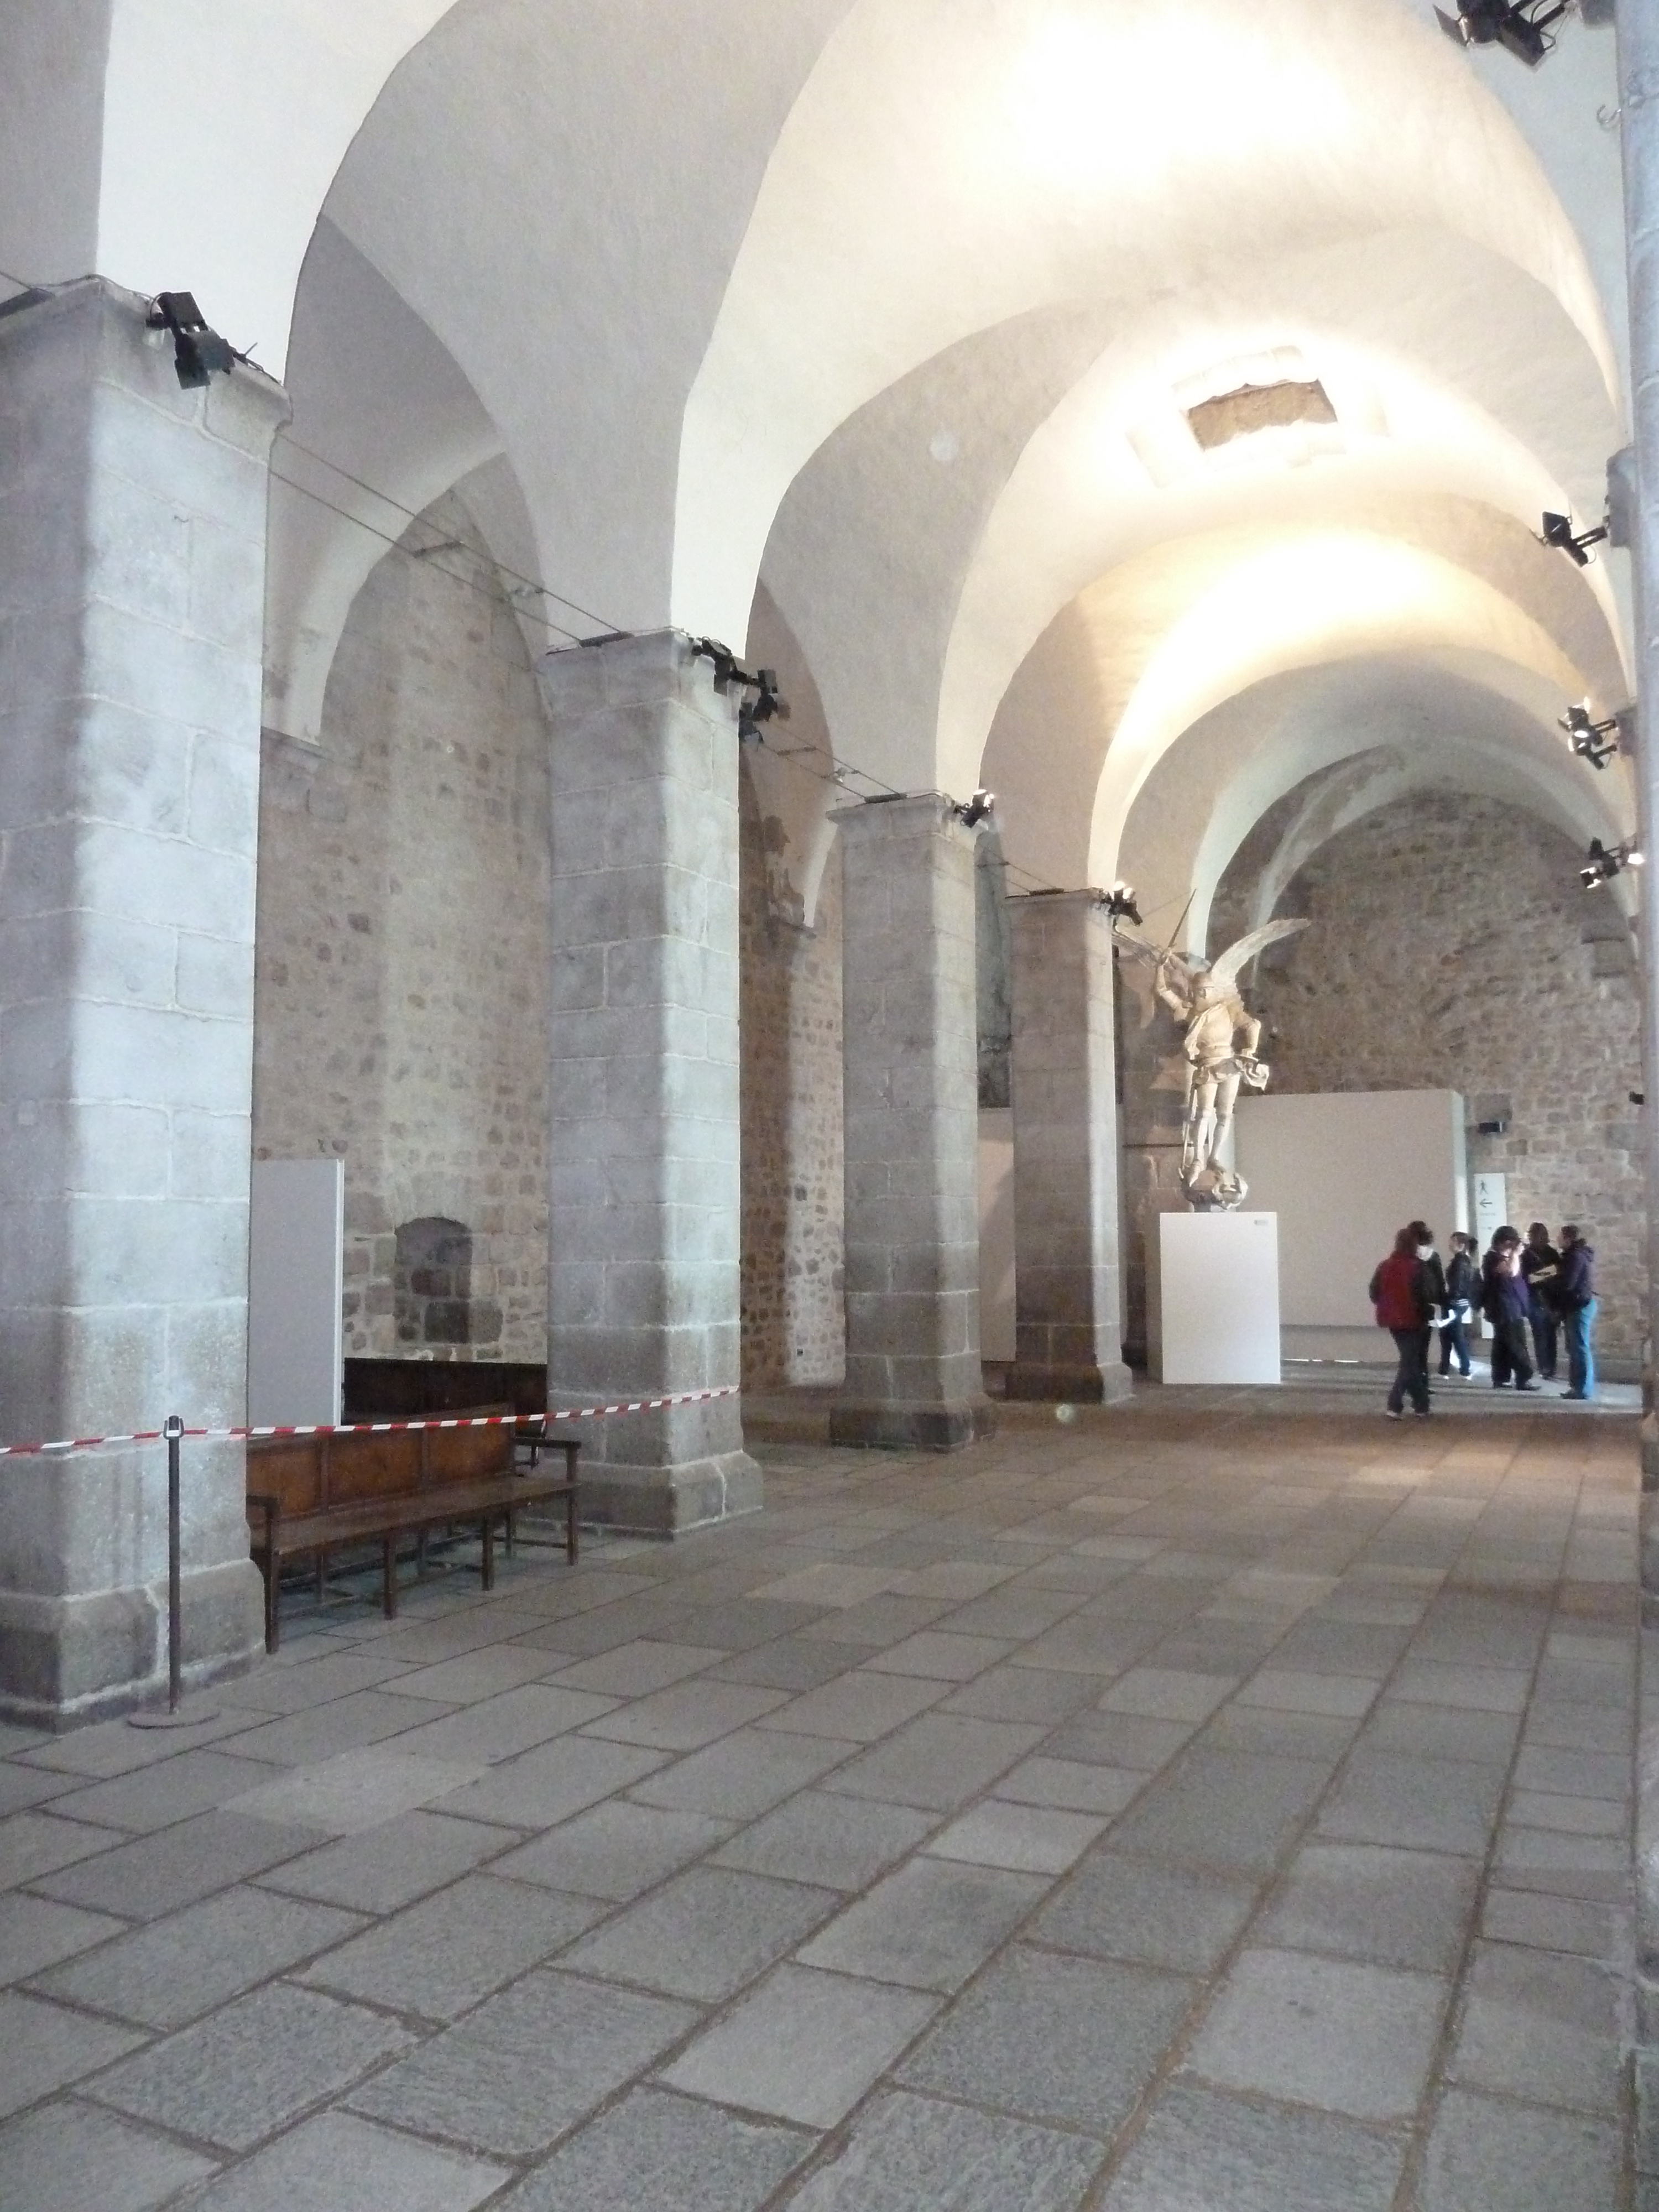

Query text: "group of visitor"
[1368, 1218, 1597, 1420]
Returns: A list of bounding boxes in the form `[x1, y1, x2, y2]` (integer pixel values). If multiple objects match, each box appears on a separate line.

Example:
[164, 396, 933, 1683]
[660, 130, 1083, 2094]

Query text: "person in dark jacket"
[1481, 1225, 1538, 1391]
[1438, 1232, 1479, 1380]
[1519, 1221, 1560, 1381]
[1406, 1220, 1448, 1313]
[1556, 1225, 1597, 1400]
[1370, 1225, 1436, 1417]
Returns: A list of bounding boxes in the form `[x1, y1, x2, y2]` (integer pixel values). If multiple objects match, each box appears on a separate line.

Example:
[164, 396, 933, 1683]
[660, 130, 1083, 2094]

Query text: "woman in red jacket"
[1369, 1225, 1438, 1419]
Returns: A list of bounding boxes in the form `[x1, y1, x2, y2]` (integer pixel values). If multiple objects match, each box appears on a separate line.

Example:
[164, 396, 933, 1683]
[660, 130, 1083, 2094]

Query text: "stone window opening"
[394, 1216, 479, 1351]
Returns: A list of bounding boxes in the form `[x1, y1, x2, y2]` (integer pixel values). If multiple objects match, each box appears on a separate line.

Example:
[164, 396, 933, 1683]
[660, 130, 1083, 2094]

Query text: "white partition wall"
[1235, 1091, 1466, 1354]
[248, 1159, 345, 1427]
[1160, 1213, 1281, 1385]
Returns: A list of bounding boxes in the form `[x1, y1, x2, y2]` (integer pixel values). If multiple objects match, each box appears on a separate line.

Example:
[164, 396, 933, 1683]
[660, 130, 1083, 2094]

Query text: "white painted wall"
[248, 1159, 344, 1427]
[1235, 1090, 1466, 1328]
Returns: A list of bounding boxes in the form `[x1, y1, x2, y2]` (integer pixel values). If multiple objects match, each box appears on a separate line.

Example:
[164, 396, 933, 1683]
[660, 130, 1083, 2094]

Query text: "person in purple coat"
[1481, 1227, 1538, 1391]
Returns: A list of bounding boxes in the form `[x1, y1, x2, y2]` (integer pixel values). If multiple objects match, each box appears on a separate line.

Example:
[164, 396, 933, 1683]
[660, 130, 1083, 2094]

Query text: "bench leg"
[566, 1481, 579, 1566]
[481, 1514, 495, 1592]
[383, 1532, 399, 1619]
[505, 1506, 516, 1563]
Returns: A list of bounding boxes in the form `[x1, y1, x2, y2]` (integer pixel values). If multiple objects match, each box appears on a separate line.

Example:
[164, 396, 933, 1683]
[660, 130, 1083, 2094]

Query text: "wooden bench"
[246, 1408, 578, 1652]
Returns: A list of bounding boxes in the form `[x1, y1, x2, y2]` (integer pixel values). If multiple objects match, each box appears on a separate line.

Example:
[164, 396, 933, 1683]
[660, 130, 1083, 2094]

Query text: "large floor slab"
[0, 1398, 1637, 2207]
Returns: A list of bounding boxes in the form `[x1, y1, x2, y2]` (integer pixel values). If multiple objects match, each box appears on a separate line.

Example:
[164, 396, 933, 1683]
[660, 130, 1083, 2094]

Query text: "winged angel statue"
[1121, 919, 1308, 1210]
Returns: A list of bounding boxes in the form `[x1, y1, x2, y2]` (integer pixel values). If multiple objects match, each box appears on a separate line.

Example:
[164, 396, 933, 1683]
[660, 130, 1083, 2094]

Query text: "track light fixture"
[1540, 510, 1608, 567]
[1579, 837, 1644, 890]
[146, 291, 238, 388]
[956, 789, 995, 828]
[1559, 702, 1624, 770]
[1434, 1, 1574, 66]
[690, 639, 790, 746]
[1100, 883, 1144, 926]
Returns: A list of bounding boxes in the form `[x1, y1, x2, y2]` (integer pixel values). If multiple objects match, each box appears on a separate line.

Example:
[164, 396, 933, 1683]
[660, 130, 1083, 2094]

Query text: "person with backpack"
[1556, 1224, 1597, 1400]
[1481, 1225, 1538, 1391]
[1369, 1224, 1437, 1418]
[1438, 1231, 1479, 1380]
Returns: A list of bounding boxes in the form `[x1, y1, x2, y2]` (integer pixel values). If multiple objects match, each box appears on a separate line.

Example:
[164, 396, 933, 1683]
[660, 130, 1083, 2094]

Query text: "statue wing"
[1206, 918, 1308, 997]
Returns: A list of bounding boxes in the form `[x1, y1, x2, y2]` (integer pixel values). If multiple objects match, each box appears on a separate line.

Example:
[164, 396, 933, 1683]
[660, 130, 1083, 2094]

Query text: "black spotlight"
[689, 639, 790, 746]
[1434, 1, 1571, 65]
[147, 291, 237, 389]
[1559, 702, 1623, 770]
[956, 789, 995, 828]
[738, 667, 790, 747]
[1540, 510, 1609, 567]
[1579, 837, 1644, 890]
[1102, 883, 1143, 926]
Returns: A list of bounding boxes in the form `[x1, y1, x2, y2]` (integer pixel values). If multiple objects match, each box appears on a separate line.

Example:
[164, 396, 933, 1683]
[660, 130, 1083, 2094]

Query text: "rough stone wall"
[253, 493, 551, 1361]
[1214, 792, 1645, 1365]
[739, 765, 846, 1387]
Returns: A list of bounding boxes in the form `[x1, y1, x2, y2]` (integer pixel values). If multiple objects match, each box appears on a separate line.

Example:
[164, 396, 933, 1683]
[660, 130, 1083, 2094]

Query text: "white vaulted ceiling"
[13, 0, 1629, 905]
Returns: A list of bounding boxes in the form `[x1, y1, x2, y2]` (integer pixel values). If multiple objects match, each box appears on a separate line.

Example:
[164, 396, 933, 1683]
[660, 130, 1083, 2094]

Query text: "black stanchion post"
[129, 1413, 216, 1730]
[165, 1413, 183, 1712]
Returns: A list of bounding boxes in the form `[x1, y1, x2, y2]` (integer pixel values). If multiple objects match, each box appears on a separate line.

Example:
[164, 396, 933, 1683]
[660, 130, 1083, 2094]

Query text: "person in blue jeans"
[1556, 1225, 1596, 1400]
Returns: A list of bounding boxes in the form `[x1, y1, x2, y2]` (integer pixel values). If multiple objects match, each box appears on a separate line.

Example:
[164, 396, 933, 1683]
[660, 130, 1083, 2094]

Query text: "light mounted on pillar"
[690, 639, 790, 747]
[146, 291, 238, 389]
[1579, 837, 1644, 889]
[955, 789, 995, 828]
[1540, 510, 1609, 567]
[1099, 883, 1144, 926]
[1433, 0, 1587, 65]
[1559, 702, 1626, 770]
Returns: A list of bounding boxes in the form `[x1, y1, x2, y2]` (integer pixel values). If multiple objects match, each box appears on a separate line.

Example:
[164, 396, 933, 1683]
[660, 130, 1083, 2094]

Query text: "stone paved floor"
[0, 1400, 1641, 2211]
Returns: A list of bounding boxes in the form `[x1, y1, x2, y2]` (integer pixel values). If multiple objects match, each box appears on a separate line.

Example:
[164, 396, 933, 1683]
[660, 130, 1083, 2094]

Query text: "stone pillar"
[830, 794, 993, 1449]
[1622, 12, 1659, 1501]
[538, 630, 760, 1532]
[1617, 2, 1659, 2107]
[0, 280, 283, 1724]
[1004, 893, 1133, 1403]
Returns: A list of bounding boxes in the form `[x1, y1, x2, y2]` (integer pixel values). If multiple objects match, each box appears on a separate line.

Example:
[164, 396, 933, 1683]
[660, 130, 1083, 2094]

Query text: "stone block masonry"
[253, 494, 551, 1368]
[831, 795, 993, 1449]
[739, 767, 845, 1389]
[539, 632, 760, 1532]
[0, 280, 282, 1721]
[1005, 892, 1133, 1404]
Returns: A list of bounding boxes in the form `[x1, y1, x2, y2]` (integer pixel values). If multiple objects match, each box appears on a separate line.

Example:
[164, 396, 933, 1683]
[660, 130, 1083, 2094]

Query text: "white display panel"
[1160, 1212, 1281, 1386]
[248, 1158, 344, 1427]
[977, 1108, 1015, 1363]
[1234, 1091, 1465, 1328]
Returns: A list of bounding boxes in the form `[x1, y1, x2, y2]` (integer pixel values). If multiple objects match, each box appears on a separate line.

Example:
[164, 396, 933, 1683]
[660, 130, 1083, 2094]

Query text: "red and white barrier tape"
[0, 1386, 741, 1460]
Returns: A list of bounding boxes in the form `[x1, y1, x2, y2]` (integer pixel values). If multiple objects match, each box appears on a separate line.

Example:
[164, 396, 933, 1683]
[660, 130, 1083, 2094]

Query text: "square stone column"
[1004, 892, 1133, 1404]
[831, 794, 993, 1449]
[0, 280, 283, 1723]
[538, 630, 760, 1532]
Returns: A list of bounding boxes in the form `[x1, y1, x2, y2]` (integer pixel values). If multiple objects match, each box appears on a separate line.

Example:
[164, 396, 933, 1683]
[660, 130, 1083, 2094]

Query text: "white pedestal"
[1159, 1212, 1281, 1386]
